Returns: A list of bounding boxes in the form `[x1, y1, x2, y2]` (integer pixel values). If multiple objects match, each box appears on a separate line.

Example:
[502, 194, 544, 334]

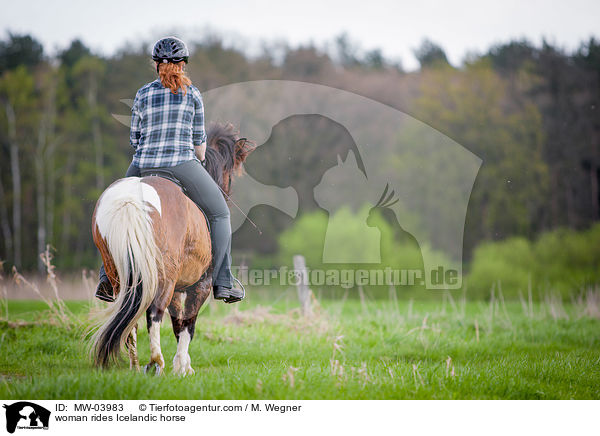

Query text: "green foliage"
[414, 38, 450, 69]
[277, 207, 425, 268]
[467, 223, 600, 298]
[59, 39, 91, 69]
[0, 33, 43, 74]
[532, 225, 600, 291]
[276, 207, 451, 295]
[467, 237, 536, 298]
[414, 59, 550, 253]
[485, 39, 537, 72]
[278, 209, 328, 268]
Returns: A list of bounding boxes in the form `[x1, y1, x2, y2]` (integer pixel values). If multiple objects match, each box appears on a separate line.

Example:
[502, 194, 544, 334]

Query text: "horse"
[90, 123, 255, 375]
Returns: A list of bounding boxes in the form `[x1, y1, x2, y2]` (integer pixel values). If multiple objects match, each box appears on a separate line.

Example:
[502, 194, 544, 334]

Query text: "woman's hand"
[195, 142, 206, 162]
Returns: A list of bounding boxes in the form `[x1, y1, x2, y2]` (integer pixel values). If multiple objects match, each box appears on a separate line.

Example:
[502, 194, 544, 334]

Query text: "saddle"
[141, 169, 211, 283]
[141, 169, 184, 190]
[141, 169, 210, 233]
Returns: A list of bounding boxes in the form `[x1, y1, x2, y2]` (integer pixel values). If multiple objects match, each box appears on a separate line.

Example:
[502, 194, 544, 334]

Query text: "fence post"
[293, 255, 313, 317]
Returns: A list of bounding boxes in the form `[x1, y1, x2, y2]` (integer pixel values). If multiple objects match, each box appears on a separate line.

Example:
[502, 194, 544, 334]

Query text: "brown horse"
[91, 123, 255, 375]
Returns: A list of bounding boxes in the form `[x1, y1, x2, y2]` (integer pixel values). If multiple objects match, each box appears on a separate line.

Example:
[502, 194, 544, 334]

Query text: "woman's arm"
[192, 88, 207, 160]
[130, 94, 141, 150]
[195, 142, 206, 161]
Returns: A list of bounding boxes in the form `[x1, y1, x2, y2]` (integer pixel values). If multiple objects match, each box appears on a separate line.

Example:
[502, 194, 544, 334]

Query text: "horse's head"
[205, 123, 256, 196]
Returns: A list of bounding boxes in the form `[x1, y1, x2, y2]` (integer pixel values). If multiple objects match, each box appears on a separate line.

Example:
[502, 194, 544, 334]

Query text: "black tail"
[94, 274, 143, 367]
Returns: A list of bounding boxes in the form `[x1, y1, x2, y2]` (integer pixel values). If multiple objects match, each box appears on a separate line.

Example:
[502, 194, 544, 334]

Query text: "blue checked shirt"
[130, 80, 206, 168]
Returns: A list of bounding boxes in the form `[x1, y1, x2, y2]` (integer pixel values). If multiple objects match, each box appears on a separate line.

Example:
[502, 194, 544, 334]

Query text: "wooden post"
[358, 285, 368, 315]
[293, 255, 313, 317]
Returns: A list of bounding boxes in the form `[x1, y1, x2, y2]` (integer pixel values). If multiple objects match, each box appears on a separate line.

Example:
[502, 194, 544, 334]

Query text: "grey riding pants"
[100, 159, 233, 289]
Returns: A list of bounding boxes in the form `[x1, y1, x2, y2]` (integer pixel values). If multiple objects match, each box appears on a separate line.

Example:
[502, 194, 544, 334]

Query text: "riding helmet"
[152, 36, 189, 63]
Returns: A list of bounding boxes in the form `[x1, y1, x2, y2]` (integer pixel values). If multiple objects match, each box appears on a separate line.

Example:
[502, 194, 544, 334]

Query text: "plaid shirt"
[130, 80, 206, 168]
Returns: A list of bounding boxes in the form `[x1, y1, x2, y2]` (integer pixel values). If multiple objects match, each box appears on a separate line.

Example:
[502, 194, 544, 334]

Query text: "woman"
[96, 36, 243, 304]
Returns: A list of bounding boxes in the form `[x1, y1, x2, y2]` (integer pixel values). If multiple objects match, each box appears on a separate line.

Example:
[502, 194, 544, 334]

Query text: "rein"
[216, 184, 263, 235]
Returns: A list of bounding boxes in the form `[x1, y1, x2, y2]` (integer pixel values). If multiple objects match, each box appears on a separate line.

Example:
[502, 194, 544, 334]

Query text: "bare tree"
[34, 71, 57, 271]
[0, 176, 13, 260]
[5, 101, 21, 267]
[88, 72, 104, 190]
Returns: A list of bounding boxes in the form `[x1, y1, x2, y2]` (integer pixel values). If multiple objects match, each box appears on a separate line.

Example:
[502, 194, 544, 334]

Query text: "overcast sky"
[1, 0, 599, 70]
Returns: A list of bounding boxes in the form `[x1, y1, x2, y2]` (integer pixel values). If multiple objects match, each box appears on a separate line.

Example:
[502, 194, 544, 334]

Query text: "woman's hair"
[157, 61, 192, 95]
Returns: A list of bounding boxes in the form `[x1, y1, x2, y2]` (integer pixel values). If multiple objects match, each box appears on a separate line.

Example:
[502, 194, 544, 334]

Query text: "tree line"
[0, 32, 598, 271]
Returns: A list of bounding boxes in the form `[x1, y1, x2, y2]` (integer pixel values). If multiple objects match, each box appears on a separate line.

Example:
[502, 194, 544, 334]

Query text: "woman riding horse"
[91, 38, 254, 373]
[92, 122, 253, 374]
[96, 36, 243, 304]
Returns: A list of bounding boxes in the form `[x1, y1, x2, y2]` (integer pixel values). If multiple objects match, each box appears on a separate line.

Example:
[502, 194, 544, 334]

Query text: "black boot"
[95, 266, 115, 302]
[213, 279, 245, 304]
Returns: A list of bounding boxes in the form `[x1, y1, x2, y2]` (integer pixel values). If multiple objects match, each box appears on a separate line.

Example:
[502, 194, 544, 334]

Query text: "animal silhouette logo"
[203, 81, 481, 288]
[114, 80, 482, 289]
[314, 151, 381, 263]
[366, 184, 425, 277]
[3, 402, 51, 433]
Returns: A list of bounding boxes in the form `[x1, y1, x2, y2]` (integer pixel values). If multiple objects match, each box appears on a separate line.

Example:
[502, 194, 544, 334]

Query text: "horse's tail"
[92, 178, 162, 368]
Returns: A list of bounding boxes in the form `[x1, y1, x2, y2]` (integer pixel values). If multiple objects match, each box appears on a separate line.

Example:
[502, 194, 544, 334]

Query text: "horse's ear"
[235, 138, 249, 152]
[233, 137, 256, 170]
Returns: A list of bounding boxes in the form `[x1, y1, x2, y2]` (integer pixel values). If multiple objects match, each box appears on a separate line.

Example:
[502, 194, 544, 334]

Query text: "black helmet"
[152, 37, 189, 63]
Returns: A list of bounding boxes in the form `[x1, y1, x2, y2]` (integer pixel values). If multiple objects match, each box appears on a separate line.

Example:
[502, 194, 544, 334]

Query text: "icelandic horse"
[90, 123, 254, 375]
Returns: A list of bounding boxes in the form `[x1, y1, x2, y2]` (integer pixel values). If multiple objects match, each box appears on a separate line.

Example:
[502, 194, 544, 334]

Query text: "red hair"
[157, 62, 191, 95]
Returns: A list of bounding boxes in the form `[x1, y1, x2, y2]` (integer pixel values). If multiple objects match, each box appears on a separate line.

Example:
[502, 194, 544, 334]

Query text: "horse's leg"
[144, 283, 175, 375]
[169, 276, 211, 376]
[144, 305, 165, 375]
[127, 324, 140, 371]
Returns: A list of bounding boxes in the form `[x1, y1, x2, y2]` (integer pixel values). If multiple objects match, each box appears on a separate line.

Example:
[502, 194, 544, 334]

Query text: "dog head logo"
[3, 402, 50, 433]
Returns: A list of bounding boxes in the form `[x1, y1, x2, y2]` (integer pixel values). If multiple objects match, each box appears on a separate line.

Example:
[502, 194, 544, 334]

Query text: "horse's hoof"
[144, 362, 163, 376]
[172, 364, 195, 377]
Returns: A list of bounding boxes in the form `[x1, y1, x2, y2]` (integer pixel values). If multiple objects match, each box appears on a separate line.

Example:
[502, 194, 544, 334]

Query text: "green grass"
[0, 293, 599, 399]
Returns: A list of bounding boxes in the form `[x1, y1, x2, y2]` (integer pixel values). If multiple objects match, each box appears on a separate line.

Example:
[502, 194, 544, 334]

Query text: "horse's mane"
[205, 122, 255, 194]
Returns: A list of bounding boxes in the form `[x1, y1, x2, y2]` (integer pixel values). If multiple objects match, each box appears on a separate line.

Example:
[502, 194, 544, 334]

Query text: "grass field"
[1, 290, 599, 399]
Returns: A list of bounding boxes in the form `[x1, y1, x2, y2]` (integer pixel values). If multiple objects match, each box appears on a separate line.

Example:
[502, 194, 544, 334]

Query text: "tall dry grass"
[2, 246, 74, 328]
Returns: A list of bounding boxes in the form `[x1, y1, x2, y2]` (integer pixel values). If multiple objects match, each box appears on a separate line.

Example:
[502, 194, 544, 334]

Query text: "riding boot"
[213, 277, 245, 304]
[211, 243, 244, 303]
[95, 265, 115, 302]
